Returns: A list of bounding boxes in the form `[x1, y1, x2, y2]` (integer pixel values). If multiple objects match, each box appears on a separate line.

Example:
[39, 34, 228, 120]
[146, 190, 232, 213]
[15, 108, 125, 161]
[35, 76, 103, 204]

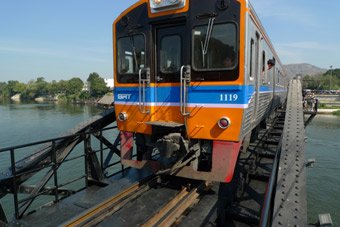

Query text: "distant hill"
[284, 63, 327, 77]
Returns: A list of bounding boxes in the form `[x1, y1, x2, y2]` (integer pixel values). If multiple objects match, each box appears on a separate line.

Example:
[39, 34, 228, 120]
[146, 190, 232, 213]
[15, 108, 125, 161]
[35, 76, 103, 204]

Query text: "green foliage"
[302, 70, 340, 90]
[66, 77, 84, 95]
[6, 80, 27, 97]
[79, 91, 91, 100]
[317, 103, 326, 109]
[0, 82, 9, 98]
[46, 80, 59, 96]
[87, 72, 110, 97]
[333, 110, 340, 116]
[302, 75, 319, 89]
[325, 69, 340, 79]
[0, 73, 109, 102]
[35, 77, 48, 96]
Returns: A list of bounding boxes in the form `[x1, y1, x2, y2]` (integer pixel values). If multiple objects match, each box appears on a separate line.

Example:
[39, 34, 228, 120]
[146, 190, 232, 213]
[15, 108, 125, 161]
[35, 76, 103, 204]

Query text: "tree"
[302, 73, 340, 90]
[325, 68, 340, 79]
[57, 80, 68, 94]
[87, 72, 109, 97]
[79, 90, 91, 100]
[0, 82, 9, 98]
[13, 82, 26, 94]
[66, 77, 84, 95]
[46, 80, 59, 97]
[302, 75, 319, 90]
[21, 80, 38, 100]
[7, 80, 26, 97]
[35, 77, 48, 96]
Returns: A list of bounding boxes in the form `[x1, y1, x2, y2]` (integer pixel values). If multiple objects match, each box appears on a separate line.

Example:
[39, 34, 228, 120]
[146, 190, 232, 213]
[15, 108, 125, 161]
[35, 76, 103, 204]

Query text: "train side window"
[262, 51, 266, 72]
[261, 51, 266, 84]
[160, 35, 181, 73]
[117, 34, 145, 83]
[249, 38, 254, 79]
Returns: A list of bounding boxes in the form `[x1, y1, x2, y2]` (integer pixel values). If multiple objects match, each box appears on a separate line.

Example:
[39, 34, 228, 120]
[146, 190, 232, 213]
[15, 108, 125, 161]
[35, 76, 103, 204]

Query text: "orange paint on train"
[113, 0, 251, 88]
[115, 103, 243, 142]
[113, 0, 250, 142]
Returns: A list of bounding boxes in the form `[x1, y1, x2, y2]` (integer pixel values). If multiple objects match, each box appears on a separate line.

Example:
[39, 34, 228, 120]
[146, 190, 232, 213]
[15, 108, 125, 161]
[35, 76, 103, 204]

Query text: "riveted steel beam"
[272, 79, 306, 226]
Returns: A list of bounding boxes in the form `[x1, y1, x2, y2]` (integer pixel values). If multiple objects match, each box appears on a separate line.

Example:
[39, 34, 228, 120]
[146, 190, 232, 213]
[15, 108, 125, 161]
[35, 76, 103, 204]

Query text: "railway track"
[63, 176, 157, 227]
[62, 176, 207, 227]
[141, 182, 206, 227]
[62, 112, 285, 227]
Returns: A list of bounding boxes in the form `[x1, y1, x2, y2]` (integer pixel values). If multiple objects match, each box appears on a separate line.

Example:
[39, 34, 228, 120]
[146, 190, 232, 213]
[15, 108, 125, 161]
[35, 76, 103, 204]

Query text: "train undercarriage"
[119, 105, 282, 184]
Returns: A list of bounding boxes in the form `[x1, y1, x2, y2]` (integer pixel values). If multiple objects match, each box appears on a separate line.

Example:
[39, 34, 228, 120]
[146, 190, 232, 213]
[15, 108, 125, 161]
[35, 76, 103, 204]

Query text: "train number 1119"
[220, 94, 238, 102]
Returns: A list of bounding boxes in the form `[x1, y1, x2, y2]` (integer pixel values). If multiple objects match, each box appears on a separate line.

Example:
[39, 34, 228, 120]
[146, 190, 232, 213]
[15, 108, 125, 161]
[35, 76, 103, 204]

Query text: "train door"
[153, 25, 190, 123]
[252, 32, 260, 123]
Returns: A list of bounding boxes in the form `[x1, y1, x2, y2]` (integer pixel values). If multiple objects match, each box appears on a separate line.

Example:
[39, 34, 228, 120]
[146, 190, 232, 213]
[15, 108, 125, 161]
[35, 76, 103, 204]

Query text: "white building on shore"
[104, 78, 114, 90]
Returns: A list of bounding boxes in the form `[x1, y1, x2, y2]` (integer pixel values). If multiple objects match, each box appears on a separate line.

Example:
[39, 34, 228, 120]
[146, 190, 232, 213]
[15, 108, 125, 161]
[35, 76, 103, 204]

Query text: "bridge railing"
[0, 124, 124, 221]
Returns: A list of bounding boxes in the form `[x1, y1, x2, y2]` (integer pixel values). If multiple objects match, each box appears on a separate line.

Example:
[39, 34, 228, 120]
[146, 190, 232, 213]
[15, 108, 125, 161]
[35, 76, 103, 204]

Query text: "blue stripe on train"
[114, 85, 273, 105]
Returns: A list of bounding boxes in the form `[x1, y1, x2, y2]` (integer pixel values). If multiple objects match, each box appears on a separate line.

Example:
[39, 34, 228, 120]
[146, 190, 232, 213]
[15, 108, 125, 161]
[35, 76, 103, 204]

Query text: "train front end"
[113, 0, 247, 182]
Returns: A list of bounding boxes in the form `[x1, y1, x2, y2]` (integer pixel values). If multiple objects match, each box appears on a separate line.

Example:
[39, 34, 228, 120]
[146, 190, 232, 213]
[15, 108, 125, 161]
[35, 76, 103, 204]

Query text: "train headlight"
[150, 0, 185, 13]
[218, 117, 231, 129]
[153, 0, 162, 4]
[118, 112, 128, 121]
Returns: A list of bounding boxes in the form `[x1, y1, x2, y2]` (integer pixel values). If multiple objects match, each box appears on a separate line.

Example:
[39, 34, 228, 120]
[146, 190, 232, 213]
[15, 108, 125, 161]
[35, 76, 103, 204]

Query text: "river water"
[0, 101, 339, 224]
[305, 114, 340, 226]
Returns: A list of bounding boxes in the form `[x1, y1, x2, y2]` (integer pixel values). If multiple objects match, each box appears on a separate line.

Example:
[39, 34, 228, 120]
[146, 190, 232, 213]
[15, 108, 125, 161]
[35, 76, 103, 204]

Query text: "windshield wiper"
[129, 36, 139, 71]
[201, 17, 215, 68]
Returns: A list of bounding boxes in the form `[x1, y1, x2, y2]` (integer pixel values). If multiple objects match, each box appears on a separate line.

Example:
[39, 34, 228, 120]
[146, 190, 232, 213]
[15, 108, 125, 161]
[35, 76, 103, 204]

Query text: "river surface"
[0, 101, 339, 224]
[305, 114, 340, 226]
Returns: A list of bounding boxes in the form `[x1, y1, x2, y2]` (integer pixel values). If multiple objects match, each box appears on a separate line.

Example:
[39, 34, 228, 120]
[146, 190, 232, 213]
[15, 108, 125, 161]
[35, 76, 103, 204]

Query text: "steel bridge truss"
[0, 80, 311, 226]
[0, 109, 121, 221]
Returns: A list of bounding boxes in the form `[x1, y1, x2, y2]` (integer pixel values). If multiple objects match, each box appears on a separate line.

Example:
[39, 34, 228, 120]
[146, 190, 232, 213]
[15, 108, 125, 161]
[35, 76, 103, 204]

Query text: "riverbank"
[317, 109, 340, 114]
[1, 93, 113, 106]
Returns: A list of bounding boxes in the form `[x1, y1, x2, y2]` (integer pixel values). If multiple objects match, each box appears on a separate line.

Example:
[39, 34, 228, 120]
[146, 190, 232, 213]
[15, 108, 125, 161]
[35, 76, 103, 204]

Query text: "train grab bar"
[138, 67, 150, 114]
[180, 65, 191, 116]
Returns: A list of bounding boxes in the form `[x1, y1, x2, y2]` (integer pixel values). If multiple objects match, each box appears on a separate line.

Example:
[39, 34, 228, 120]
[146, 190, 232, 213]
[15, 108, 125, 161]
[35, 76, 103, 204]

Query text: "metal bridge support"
[0, 109, 117, 219]
[84, 134, 105, 185]
[0, 202, 7, 224]
[272, 79, 306, 226]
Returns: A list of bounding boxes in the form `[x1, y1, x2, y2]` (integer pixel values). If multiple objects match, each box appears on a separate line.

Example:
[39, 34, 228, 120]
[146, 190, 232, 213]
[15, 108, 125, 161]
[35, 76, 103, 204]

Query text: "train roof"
[113, 0, 287, 76]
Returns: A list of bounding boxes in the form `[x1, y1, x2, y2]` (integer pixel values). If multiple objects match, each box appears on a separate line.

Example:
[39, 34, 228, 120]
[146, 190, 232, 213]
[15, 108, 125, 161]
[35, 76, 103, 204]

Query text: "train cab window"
[193, 23, 237, 70]
[160, 35, 181, 73]
[117, 34, 145, 83]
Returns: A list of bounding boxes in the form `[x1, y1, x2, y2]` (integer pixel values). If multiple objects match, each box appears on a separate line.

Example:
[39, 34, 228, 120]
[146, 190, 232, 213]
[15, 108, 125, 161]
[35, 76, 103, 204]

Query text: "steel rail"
[62, 179, 154, 227]
[159, 187, 200, 226]
[141, 187, 189, 227]
[142, 183, 205, 227]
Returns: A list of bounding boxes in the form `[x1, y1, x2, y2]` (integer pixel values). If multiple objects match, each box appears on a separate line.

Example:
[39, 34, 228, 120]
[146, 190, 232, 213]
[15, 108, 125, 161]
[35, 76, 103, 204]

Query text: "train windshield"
[117, 34, 145, 83]
[160, 35, 181, 74]
[193, 23, 237, 70]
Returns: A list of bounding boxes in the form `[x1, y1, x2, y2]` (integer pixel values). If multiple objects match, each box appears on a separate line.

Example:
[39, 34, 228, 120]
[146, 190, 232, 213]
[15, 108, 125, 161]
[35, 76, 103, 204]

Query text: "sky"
[0, 0, 339, 82]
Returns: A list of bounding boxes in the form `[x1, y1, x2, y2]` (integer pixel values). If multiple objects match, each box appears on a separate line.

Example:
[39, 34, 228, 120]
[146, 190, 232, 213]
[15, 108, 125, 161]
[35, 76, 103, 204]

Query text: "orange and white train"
[113, 0, 287, 182]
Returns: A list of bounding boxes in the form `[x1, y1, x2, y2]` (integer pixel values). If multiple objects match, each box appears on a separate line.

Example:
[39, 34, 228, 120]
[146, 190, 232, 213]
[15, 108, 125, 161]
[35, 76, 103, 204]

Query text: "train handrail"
[180, 65, 191, 116]
[138, 67, 150, 114]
